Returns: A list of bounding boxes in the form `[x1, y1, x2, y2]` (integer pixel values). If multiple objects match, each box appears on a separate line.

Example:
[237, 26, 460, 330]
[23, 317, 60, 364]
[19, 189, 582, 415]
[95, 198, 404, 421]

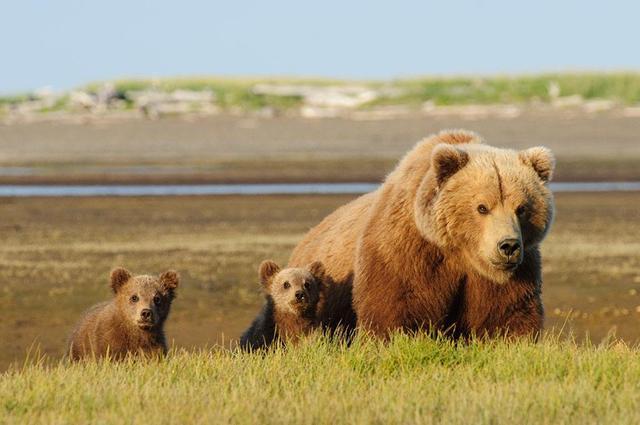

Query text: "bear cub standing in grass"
[68, 267, 179, 360]
[240, 260, 326, 350]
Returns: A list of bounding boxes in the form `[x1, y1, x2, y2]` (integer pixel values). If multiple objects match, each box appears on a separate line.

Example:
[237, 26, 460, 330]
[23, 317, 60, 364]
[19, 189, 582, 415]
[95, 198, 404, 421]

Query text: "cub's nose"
[140, 309, 153, 320]
[498, 238, 521, 259]
[295, 290, 305, 301]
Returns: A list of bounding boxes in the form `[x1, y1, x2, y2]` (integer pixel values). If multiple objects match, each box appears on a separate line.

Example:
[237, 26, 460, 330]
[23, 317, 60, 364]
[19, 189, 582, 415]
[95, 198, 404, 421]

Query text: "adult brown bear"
[288, 130, 555, 339]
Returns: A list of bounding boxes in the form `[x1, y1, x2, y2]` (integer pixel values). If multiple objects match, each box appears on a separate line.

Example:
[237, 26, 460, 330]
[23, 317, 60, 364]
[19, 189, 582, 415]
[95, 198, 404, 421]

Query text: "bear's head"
[414, 142, 555, 284]
[259, 260, 325, 317]
[110, 267, 180, 330]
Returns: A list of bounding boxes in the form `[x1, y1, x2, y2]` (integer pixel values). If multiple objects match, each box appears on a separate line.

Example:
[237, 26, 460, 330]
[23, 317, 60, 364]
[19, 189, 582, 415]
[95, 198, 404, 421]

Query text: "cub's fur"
[240, 261, 326, 350]
[68, 267, 179, 360]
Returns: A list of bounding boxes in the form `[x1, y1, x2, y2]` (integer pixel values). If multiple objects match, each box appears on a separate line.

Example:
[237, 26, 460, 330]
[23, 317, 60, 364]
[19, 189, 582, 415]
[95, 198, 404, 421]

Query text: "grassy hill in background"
[90, 73, 640, 107]
[2, 72, 640, 183]
[2, 73, 640, 116]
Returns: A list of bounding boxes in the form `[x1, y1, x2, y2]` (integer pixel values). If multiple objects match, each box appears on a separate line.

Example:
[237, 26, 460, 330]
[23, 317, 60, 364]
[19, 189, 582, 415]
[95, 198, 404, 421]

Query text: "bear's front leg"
[466, 292, 544, 341]
[354, 294, 405, 339]
[498, 295, 544, 341]
[462, 269, 544, 341]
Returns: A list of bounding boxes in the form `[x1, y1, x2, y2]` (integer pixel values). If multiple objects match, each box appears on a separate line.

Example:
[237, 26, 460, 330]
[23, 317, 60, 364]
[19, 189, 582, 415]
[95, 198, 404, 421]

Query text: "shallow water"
[0, 182, 640, 197]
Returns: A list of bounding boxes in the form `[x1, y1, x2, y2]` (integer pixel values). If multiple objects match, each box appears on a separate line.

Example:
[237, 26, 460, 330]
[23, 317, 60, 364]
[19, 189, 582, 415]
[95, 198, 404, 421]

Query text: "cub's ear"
[259, 260, 280, 287]
[519, 147, 555, 183]
[159, 270, 180, 292]
[431, 144, 469, 186]
[308, 261, 326, 281]
[110, 267, 131, 293]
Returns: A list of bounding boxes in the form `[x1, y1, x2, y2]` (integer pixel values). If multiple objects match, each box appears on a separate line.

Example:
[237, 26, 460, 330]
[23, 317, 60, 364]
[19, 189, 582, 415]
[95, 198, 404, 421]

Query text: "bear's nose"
[140, 309, 153, 320]
[498, 238, 521, 259]
[295, 290, 305, 301]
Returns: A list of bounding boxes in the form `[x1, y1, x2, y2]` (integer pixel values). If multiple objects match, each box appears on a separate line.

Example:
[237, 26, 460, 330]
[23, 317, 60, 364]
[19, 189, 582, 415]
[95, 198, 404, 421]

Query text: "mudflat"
[1, 192, 639, 370]
[1, 110, 640, 183]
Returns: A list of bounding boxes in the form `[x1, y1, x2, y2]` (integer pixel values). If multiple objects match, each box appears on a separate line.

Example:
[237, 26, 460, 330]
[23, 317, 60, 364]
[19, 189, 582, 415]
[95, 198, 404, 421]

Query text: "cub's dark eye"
[477, 204, 489, 215]
[303, 281, 311, 290]
[516, 205, 527, 216]
[283, 281, 290, 289]
[130, 295, 139, 303]
[153, 295, 161, 305]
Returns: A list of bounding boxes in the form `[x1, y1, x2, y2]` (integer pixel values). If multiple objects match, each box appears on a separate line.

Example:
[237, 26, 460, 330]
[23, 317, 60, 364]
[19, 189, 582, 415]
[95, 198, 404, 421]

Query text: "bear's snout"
[137, 308, 156, 328]
[295, 290, 305, 302]
[496, 238, 523, 267]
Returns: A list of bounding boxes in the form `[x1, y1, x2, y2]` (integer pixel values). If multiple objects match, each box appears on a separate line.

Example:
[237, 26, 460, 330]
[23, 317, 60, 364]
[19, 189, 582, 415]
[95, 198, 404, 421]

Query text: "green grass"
[371, 72, 640, 106]
[0, 94, 30, 106]
[85, 76, 348, 111]
[95, 77, 309, 110]
[2, 333, 639, 424]
[36, 95, 69, 113]
[4, 73, 640, 113]
[84, 76, 347, 93]
[80, 73, 640, 107]
[97, 73, 640, 109]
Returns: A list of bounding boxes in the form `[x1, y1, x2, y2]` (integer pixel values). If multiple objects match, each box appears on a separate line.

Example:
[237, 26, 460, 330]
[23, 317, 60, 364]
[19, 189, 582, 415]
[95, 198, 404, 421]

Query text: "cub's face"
[259, 260, 325, 316]
[110, 268, 179, 330]
[415, 144, 555, 284]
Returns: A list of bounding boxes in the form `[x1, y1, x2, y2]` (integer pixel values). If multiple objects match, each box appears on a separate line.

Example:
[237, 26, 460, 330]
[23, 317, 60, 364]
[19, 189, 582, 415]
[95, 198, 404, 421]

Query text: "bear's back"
[289, 190, 377, 284]
[68, 301, 113, 360]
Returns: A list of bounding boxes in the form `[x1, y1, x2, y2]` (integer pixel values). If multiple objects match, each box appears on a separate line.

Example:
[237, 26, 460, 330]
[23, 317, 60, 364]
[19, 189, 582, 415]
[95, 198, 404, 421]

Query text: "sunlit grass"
[2, 332, 639, 424]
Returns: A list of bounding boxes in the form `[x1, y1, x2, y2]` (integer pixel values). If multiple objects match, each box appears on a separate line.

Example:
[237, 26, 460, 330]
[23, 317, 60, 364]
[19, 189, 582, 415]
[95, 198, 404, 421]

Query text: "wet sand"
[1, 110, 640, 184]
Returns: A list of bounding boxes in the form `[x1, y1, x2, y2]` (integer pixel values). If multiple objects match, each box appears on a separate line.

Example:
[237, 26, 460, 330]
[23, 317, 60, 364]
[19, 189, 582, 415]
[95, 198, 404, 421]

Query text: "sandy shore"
[1, 110, 639, 184]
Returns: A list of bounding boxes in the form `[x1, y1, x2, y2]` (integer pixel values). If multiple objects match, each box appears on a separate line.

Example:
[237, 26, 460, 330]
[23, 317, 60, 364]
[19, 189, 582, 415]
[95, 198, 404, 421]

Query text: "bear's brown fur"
[68, 267, 179, 360]
[289, 130, 554, 339]
[240, 261, 326, 349]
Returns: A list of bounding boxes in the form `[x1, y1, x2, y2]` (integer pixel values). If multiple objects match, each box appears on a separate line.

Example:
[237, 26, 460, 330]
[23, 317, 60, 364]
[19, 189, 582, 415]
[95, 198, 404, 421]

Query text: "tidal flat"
[1, 192, 639, 370]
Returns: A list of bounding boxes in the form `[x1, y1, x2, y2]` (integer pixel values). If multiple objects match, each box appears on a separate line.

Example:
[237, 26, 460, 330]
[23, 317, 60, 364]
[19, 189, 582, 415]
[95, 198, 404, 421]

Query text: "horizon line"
[4, 68, 640, 97]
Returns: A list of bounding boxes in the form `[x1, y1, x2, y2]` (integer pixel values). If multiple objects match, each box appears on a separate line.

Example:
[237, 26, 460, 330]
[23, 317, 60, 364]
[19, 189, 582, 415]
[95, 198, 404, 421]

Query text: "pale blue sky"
[2, 0, 639, 94]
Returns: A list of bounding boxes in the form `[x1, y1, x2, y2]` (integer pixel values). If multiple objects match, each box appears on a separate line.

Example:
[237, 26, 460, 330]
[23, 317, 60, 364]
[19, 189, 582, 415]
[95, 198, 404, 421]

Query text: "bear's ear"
[110, 267, 132, 293]
[431, 143, 469, 186]
[259, 260, 280, 287]
[519, 147, 555, 183]
[308, 261, 326, 281]
[159, 270, 180, 292]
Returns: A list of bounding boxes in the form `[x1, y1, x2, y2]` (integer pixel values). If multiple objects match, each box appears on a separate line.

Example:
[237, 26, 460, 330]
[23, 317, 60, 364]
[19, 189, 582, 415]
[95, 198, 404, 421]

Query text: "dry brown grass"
[0, 192, 639, 370]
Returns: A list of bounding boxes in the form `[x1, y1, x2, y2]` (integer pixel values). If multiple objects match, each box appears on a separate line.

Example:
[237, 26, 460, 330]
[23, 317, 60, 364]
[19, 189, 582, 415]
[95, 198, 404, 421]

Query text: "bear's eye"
[130, 294, 139, 303]
[283, 281, 290, 289]
[516, 205, 527, 216]
[153, 295, 161, 305]
[477, 204, 489, 215]
[303, 281, 310, 290]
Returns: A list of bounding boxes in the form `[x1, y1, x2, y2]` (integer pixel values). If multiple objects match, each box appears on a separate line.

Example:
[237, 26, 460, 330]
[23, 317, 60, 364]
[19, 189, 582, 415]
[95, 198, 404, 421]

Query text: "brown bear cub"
[240, 260, 326, 350]
[68, 267, 179, 360]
